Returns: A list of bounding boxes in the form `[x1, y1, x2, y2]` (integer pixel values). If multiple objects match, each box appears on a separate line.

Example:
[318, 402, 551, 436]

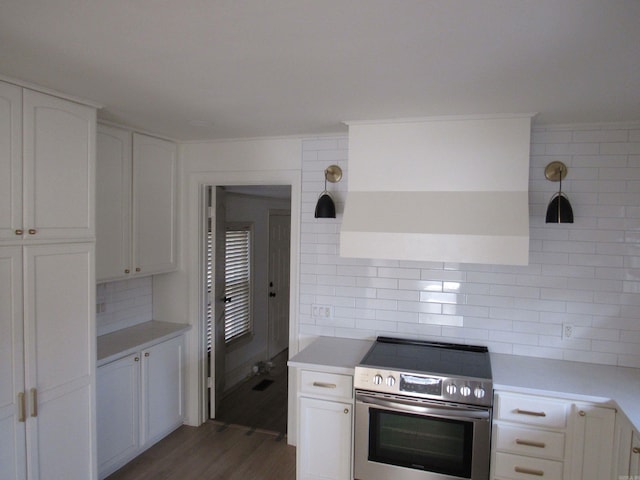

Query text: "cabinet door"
[132, 133, 177, 276]
[567, 404, 615, 480]
[0, 82, 22, 241]
[141, 335, 183, 446]
[97, 354, 140, 479]
[613, 416, 633, 479]
[298, 397, 352, 480]
[23, 243, 96, 480]
[0, 247, 26, 480]
[631, 431, 640, 476]
[22, 90, 96, 240]
[96, 125, 132, 281]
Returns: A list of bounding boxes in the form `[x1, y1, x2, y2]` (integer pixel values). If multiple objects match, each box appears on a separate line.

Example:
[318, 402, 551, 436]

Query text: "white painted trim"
[184, 169, 301, 428]
[0, 73, 103, 108]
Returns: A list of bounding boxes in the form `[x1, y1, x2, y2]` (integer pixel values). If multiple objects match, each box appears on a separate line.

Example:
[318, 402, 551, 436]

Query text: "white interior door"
[267, 211, 291, 359]
[209, 187, 226, 418]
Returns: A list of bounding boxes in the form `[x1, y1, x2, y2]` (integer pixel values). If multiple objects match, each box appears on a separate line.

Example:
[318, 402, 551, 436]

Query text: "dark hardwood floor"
[214, 349, 288, 436]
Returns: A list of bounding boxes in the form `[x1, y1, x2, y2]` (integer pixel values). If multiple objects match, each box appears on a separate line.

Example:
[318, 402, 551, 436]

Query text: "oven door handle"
[356, 393, 491, 421]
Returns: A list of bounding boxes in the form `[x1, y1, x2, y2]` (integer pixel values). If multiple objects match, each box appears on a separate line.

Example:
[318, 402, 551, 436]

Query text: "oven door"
[354, 391, 491, 480]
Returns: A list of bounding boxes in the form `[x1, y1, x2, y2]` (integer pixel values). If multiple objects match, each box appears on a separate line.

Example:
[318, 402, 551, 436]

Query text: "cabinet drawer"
[495, 424, 565, 460]
[496, 392, 569, 429]
[494, 452, 563, 480]
[300, 370, 352, 399]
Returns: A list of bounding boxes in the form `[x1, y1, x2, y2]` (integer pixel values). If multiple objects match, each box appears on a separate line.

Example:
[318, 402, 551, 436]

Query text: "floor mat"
[252, 379, 274, 391]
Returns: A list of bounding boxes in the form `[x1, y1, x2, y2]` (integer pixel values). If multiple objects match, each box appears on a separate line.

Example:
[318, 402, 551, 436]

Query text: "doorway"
[206, 185, 291, 435]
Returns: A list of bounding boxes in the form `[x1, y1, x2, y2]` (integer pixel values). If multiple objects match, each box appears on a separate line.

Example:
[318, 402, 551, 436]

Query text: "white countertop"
[288, 337, 373, 375]
[288, 336, 640, 432]
[97, 320, 191, 367]
[491, 352, 640, 431]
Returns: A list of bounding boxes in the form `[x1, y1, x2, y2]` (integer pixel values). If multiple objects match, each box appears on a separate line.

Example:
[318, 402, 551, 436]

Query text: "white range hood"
[340, 115, 533, 265]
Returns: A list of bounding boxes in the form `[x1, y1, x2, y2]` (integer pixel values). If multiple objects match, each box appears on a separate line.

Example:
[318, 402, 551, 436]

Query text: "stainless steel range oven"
[354, 337, 493, 480]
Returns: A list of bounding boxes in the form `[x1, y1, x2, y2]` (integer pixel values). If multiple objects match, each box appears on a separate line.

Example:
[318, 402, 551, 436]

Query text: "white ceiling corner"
[0, 0, 638, 141]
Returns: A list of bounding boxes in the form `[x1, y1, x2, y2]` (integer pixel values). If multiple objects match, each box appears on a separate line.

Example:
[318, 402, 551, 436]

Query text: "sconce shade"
[546, 192, 574, 223]
[314, 192, 336, 218]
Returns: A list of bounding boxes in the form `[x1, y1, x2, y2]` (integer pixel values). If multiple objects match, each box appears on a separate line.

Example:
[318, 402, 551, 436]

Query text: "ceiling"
[1, 0, 638, 141]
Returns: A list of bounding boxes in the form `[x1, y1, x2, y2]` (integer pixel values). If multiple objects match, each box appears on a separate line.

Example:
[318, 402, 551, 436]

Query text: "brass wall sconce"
[314, 165, 343, 218]
[545, 161, 574, 223]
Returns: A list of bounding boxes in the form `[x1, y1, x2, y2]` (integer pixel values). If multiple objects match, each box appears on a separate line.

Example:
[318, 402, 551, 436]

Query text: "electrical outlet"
[563, 323, 573, 339]
[311, 304, 333, 319]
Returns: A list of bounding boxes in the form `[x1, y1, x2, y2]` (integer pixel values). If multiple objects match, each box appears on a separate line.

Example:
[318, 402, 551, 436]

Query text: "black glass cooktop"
[359, 336, 492, 380]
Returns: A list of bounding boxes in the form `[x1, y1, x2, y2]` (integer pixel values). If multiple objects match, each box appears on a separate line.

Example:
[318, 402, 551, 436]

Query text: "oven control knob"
[460, 385, 472, 397]
[445, 384, 457, 395]
[474, 387, 486, 399]
[373, 374, 384, 385]
[385, 376, 396, 387]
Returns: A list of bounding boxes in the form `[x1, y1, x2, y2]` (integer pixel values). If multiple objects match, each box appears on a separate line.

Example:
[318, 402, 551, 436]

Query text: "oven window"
[368, 408, 473, 478]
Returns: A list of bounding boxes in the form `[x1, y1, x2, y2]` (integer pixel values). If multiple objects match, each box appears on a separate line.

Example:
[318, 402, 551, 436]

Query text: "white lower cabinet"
[97, 335, 184, 479]
[632, 431, 640, 477]
[297, 370, 353, 480]
[566, 403, 615, 480]
[613, 415, 640, 479]
[97, 354, 139, 477]
[492, 391, 615, 480]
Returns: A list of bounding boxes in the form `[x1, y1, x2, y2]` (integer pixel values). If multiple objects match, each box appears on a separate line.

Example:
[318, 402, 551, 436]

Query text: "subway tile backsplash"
[96, 277, 153, 336]
[300, 123, 640, 368]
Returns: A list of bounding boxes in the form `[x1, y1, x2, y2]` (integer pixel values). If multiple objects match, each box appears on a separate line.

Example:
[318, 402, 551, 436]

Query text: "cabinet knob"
[344, 408, 349, 414]
[145, 352, 150, 357]
[578, 410, 586, 417]
[125, 269, 130, 274]
[15, 229, 23, 235]
[134, 357, 139, 362]
[28, 229, 37, 235]
[136, 267, 141, 272]
[633, 447, 640, 454]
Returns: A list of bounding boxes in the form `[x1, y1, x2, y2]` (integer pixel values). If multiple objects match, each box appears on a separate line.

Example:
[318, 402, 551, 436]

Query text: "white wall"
[153, 137, 302, 425]
[300, 124, 640, 367]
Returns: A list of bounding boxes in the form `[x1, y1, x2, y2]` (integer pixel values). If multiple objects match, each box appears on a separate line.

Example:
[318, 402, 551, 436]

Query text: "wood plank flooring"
[106, 422, 295, 480]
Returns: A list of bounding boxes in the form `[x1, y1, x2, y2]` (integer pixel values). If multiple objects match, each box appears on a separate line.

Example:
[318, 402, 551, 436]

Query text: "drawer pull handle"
[633, 447, 640, 454]
[515, 408, 546, 417]
[313, 381, 337, 389]
[515, 466, 544, 476]
[516, 438, 546, 449]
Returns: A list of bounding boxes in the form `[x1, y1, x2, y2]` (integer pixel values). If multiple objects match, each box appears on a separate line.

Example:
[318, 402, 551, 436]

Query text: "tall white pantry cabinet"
[0, 79, 97, 479]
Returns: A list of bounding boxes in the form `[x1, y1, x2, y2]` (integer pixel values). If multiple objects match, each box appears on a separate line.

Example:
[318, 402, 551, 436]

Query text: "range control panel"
[354, 366, 493, 407]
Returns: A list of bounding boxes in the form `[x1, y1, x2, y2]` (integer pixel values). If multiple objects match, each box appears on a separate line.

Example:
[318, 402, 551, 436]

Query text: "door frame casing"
[185, 169, 301, 435]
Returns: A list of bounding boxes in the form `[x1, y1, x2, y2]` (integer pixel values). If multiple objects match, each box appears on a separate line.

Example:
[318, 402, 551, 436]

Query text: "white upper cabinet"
[1, 82, 96, 242]
[96, 126, 177, 282]
[96, 125, 132, 280]
[22, 90, 96, 240]
[132, 133, 177, 277]
[0, 82, 22, 242]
